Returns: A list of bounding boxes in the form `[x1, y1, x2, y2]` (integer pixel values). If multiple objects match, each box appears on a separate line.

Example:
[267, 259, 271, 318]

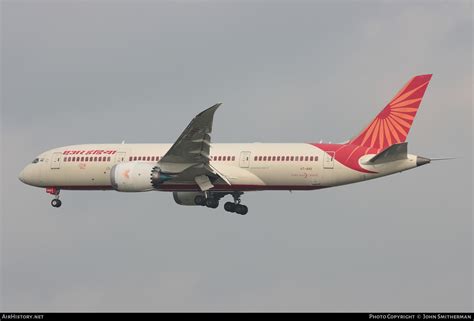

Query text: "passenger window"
[290, 156, 294, 161]
[81, 157, 84, 162]
[305, 156, 309, 161]
[147, 156, 151, 161]
[263, 156, 267, 161]
[94, 157, 98, 162]
[286, 156, 290, 161]
[315, 156, 318, 161]
[259, 156, 262, 161]
[232, 156, 235, 161]
[254, 156, 258, 161]
[277, 156, 280, 161]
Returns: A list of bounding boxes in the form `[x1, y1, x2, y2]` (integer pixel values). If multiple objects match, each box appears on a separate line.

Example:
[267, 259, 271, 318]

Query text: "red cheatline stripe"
[345, 145, 362, 161]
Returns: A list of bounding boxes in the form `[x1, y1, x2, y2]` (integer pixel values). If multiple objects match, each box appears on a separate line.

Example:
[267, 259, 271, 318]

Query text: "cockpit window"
[32, 158, 39, 164]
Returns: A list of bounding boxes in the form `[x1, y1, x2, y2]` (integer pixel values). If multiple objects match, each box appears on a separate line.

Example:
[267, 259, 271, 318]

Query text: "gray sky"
[1, 0, 472, 312]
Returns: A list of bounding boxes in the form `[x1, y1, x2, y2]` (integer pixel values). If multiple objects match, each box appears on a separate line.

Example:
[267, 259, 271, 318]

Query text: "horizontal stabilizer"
[365, 142, 408, 164]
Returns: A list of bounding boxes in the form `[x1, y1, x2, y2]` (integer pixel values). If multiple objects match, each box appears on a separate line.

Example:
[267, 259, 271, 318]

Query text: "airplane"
[19, 74, 435, 215]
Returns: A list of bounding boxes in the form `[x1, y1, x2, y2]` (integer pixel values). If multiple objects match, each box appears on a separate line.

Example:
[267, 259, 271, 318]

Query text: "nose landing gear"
[51, 199, 62, 208]
[46, 187, 62, 208]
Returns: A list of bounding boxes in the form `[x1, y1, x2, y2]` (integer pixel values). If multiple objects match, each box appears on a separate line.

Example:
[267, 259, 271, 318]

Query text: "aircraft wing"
[158, 103, 230, 190]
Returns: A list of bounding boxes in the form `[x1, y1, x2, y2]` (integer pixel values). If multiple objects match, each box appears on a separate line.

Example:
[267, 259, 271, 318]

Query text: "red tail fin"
[349, 74, 432, 150]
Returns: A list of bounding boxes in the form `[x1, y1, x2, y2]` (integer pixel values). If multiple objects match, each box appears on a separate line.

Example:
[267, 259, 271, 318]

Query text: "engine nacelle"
[173, 192, 205, 206]
[110, 162, 156, 192]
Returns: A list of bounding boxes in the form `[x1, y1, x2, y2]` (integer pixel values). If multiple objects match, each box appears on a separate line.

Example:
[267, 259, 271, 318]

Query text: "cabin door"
[323, 151, 335, 169]
[50, 152, 62, 169]
[115, 152, 127, 163]
[239, 151, 251, 168]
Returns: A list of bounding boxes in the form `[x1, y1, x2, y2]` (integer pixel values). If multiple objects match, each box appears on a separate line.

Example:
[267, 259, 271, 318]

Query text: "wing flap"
[195, 175, 214, 191]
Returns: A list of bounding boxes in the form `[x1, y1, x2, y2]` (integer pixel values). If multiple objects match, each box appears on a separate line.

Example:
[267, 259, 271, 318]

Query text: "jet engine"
[173, 192, 205, 206]
[111, 162, 170, 192]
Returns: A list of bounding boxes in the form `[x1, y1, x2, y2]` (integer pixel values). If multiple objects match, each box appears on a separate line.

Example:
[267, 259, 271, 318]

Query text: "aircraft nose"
[18, 164, 38, 186]
[18, 167, 27, 183]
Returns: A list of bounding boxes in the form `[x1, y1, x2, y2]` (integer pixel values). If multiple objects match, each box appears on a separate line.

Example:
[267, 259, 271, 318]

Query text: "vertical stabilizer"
[349, 74, 432, 149]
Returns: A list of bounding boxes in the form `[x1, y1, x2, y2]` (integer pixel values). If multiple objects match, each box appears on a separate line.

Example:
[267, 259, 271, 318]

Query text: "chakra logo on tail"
[349, 74, 432, 150]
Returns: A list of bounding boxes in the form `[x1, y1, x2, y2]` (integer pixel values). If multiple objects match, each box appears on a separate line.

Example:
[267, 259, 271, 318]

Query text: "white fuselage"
[18, 74, 433, 212]
[19, 143, 419, 192]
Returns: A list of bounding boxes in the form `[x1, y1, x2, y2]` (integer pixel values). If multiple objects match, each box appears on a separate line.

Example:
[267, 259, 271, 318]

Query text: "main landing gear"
[224, 192, 248, 215]
[194, 192, 248, 215]
[194, 195, 220, 209]
[46, 187, 62, 208]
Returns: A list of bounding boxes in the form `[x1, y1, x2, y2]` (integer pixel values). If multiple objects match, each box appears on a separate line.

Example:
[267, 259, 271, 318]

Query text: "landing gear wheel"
[224, 202, 236, 213]
[205, 198, 219, 209]
[194, 195, 206, 206]
[235, 204, 248, 215]
[51, 199, 62, 208]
